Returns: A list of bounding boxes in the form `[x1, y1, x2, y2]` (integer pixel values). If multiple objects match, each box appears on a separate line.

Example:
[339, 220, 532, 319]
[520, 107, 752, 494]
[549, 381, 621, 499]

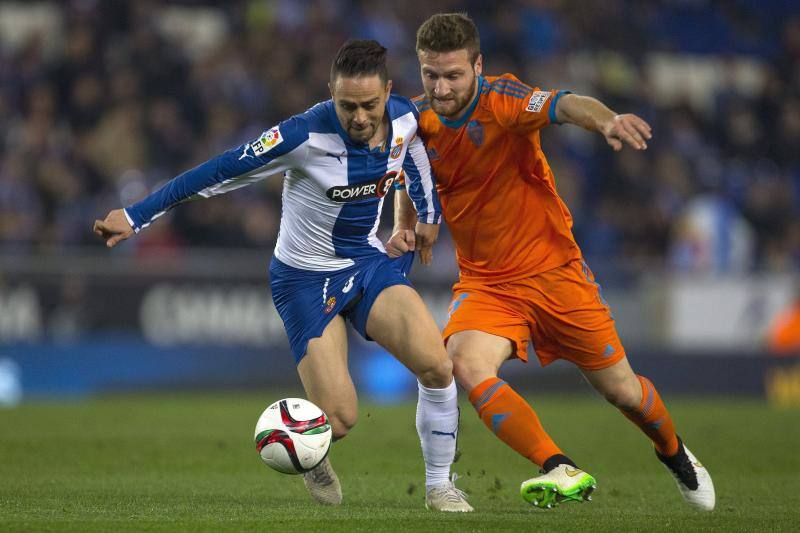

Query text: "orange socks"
[468, 377, 562, 467]
[621, 375, 679, 457]
[469, 375, 679, 463]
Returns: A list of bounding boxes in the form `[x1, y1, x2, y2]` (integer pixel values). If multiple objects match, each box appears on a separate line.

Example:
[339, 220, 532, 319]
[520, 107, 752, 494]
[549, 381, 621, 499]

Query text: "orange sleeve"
[488, 76, 570, 134]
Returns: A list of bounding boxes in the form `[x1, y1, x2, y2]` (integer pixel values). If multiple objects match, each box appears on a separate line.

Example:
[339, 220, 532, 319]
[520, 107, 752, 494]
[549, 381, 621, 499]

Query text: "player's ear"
[474, 54, 483, 76]
[385, 79, 393, 97]
[328, 81, 334, 98]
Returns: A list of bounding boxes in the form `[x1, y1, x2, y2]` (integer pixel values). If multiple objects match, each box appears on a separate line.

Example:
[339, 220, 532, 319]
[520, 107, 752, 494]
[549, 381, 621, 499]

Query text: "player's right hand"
[414, 222, 439, 266]
[385, 229, 415, 258]
[93, 209, 135, 248]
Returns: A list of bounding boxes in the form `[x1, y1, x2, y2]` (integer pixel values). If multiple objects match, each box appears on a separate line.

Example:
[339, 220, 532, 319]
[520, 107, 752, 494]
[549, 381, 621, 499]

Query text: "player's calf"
[326, 408, 358, 440]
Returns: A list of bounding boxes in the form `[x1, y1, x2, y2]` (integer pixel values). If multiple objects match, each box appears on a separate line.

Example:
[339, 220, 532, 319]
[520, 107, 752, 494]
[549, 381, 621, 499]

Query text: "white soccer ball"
[254, 398, 332, 475]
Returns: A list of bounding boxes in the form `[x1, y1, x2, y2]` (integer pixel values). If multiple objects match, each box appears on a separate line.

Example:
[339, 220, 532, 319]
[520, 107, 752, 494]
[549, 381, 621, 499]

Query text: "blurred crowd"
[1, 0, 799, 275]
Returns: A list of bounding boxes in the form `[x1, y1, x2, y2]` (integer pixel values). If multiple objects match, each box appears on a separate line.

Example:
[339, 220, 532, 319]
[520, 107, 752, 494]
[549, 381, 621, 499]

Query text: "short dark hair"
[330, 39, 388, 85]
[416, 13, 480, 63]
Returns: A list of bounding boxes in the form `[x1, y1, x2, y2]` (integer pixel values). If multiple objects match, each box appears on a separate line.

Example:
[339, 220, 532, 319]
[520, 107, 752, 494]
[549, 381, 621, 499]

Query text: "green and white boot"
[520, 464, 596, 509]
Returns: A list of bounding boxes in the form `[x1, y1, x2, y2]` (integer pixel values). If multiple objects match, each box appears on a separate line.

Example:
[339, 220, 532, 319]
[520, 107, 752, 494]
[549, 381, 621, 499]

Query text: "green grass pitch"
[1, 393, 798, 532]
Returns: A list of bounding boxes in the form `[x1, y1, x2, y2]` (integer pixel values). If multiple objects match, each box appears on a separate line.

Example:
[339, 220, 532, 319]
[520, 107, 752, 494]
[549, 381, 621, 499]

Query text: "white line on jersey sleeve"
[402, 130, 442, 224]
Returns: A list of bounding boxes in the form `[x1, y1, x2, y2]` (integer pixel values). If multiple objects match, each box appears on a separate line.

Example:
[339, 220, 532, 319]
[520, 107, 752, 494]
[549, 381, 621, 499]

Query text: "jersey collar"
[437, 75, 485, 129]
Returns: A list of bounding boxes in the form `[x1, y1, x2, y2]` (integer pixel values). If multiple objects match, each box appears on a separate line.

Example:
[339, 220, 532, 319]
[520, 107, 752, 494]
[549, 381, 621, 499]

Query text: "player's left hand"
[414, 222, 439, 266]
[600, 113, 652, 151]
[385, 229, 415, 258]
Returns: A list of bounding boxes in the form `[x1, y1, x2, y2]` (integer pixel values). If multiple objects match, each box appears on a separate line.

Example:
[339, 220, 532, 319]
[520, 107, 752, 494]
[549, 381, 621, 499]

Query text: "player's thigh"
[443, 284, 529, 389]
[365, 284, 451, 385]
[528, 259, 627, 370]
[297, 315, 357, 433]
[446, 329, 515, 390]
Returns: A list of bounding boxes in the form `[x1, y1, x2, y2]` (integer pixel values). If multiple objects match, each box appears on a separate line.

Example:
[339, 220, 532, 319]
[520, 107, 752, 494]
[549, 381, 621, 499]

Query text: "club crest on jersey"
[324, 296, 336, 314]
[252, 126, 283, 156]
[467, 120, 484, 147]
[326, 171, 397, 202]
[526, 91, 550, 113]
[390, 136, 404, 159]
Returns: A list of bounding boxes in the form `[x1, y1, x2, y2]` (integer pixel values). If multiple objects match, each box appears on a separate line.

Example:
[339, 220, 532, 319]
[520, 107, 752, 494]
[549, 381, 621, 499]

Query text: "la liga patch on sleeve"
[252, 126, 283, 155]
[526, 91, 550, 113]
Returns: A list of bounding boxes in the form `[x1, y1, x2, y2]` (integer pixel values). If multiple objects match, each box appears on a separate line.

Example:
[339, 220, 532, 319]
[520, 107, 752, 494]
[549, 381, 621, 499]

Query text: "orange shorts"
[443, 259, 626, 371]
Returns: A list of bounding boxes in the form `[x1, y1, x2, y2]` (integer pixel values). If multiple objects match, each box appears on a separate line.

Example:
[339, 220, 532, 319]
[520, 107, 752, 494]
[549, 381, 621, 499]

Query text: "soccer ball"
[254, 398, 332, 475]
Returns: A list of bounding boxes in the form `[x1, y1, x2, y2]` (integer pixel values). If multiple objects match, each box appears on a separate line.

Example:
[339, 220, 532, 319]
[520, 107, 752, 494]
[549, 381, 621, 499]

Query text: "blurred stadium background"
[1, 0, 800, 406]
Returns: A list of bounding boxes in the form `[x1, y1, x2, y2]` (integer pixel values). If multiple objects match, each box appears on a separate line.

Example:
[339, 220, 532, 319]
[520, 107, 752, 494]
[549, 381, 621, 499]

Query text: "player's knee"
[451, 354, 488, 392]
[416, 357, 453, 389]
[451, 356, 472, 388]
[603, 382, 641, 411]
[328, 409, 358, 439]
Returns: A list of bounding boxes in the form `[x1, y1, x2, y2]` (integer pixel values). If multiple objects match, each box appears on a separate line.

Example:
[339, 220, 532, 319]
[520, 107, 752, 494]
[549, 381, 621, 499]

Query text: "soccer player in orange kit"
[387, 13, 715, 511]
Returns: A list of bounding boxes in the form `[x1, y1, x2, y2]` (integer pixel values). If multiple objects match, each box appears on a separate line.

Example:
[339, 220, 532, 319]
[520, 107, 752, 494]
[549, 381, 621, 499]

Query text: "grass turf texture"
[1, 393, 798, 532]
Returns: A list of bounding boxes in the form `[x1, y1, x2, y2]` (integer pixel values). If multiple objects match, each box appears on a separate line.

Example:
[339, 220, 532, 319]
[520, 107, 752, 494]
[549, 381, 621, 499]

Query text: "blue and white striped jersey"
[124, 95, 441, 271]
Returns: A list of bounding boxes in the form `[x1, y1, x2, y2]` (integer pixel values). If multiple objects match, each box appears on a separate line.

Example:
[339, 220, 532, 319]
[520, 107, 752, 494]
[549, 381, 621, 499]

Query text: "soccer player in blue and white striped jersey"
[93, 40, 472, 512]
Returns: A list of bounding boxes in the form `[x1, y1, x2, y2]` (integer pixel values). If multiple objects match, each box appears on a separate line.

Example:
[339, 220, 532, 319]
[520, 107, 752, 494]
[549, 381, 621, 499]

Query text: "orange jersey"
[413, 74, 580, 283]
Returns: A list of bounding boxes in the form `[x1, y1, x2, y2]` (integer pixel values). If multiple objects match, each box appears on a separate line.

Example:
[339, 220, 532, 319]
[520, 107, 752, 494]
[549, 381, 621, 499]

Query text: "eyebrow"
[339, 97, 381, 106]
[423, 67, 465, 76]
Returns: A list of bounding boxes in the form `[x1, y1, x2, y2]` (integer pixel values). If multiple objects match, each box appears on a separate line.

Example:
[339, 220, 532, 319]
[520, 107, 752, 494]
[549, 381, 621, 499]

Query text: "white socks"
[415, 379, 459, 488]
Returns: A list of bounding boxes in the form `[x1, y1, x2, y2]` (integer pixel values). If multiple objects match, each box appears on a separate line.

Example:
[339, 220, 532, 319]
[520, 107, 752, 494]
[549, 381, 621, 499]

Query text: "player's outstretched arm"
[555, 93, 652, 151]
[100, 119, 306, 242]
[93, 209, 134, 248]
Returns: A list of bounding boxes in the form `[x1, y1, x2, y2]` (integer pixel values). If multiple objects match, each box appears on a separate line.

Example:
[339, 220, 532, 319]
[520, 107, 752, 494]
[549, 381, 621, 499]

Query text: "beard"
[429, 74, 478, 119]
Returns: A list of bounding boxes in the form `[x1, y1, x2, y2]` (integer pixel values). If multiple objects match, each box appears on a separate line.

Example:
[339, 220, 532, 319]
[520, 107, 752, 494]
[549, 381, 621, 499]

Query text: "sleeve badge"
[525, 91, 551, 113]
[252, 126, 283, 155]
